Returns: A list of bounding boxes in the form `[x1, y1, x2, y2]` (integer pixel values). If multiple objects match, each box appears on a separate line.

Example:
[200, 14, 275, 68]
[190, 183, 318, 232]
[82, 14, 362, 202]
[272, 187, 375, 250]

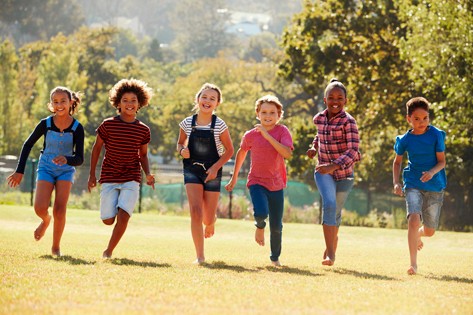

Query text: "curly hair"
[109, 79, 154, 112]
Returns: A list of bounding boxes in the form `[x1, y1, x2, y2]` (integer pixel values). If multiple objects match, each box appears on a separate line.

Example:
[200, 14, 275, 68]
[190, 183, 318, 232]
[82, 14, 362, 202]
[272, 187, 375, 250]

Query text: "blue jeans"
[249, 184, 284, 262]
[315, 173, 354, 226]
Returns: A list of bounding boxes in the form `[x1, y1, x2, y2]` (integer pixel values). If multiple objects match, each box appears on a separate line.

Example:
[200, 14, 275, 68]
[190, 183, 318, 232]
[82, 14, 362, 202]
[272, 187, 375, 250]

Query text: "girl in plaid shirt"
[307, 78, 361, 266]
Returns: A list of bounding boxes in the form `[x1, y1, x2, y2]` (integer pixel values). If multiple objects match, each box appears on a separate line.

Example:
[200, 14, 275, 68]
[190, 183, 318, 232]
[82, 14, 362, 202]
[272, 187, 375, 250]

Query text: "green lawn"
[1, 205, 472, 315]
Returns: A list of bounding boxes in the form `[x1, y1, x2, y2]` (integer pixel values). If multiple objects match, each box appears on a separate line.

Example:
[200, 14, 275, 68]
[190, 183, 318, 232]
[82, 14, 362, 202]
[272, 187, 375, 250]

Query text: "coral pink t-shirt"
[240, 124, 293, 191]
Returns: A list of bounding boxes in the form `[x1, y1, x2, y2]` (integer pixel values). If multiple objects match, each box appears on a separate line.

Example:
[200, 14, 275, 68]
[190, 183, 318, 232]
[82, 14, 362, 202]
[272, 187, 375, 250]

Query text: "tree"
[0, 40, 20, 154]
[0, 0, 84, 45]
[170, 0, 234, 61]
[279, 0, 412, 193]
[398, 0, 473, 228]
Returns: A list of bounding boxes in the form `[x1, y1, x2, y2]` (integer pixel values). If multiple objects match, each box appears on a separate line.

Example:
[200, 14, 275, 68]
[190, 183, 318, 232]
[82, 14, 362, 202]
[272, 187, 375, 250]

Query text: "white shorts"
[100, 181, 140, 220]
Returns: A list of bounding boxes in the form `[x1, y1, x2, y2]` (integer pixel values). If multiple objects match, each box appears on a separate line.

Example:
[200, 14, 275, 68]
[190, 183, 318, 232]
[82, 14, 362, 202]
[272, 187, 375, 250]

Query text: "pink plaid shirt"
[312, 109, 361, 181]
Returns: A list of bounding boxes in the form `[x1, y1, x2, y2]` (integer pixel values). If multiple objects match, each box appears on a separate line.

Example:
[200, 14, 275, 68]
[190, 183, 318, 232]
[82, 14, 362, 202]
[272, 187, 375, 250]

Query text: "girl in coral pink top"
[226, 95, 293, 267]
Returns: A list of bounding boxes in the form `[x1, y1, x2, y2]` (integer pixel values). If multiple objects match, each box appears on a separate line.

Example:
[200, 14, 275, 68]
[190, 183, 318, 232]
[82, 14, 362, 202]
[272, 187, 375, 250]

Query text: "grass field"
[1, 205, 472, 315]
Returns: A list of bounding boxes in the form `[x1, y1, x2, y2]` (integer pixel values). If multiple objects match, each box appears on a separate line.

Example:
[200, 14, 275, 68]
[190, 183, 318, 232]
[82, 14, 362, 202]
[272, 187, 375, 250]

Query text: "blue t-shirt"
[394, 125, 446, 192]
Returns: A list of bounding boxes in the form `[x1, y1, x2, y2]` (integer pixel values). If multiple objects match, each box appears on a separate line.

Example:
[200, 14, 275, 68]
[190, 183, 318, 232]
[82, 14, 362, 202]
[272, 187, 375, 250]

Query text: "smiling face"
[256, 102, 280, 130]
[118, 92, 139, 119]
[197, 88, 220, 113]
[407, 108, 430, 134]
[324, 87, 347, 119]
[50, 91, 72, 116]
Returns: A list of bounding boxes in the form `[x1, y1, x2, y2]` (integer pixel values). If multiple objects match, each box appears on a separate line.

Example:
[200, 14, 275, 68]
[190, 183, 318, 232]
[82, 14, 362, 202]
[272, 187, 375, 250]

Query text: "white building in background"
[224, 10, 272, 37]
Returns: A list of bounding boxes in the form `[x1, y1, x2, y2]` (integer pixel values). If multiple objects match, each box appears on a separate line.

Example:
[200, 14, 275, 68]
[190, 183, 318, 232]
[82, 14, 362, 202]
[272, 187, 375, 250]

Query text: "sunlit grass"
[1, 205, 472, 314]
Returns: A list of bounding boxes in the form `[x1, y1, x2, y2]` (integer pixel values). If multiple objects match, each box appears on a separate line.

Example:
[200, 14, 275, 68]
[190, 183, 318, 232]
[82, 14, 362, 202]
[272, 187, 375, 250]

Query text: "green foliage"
[0, 0, 84, 45]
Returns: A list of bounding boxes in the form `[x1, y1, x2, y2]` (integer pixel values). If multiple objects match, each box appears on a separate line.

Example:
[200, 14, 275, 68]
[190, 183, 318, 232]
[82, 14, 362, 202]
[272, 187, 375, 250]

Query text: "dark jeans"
[249, 184, 284, 261]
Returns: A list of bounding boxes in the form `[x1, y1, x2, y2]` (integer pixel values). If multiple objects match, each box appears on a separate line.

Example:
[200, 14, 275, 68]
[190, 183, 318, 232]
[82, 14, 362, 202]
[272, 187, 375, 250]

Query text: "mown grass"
[1, 205, 472, 315]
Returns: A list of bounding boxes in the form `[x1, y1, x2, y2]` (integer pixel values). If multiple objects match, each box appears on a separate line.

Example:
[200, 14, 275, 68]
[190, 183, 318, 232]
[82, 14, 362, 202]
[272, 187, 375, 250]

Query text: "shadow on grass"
[425, 274, 473, 284]
[108, 258, 171, 268]
[201, 260, 257, 273]
[259, 266, 323, 277]
[40, 255, 95, 265]
[331, 268, 398, 281]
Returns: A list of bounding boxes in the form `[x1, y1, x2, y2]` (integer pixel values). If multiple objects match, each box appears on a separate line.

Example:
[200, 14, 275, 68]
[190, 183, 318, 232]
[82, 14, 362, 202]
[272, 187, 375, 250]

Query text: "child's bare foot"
[204, 216, 217, 238]
[322, 256, 335, 266]
[417, 238, 424, 251]
[193, 257, 205, 265]
[255, 228, 265, 246]
[102, 250, 112, 259]
[407, 265, 417, 275]
[271, 260, 282, 267]
[51, 248, 61, 257]
[34, 215, 51, 241]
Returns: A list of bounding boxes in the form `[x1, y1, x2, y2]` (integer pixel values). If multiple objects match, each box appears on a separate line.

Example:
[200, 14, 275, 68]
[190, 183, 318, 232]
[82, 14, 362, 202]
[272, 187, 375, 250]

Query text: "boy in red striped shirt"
[88, 79, 156, 259]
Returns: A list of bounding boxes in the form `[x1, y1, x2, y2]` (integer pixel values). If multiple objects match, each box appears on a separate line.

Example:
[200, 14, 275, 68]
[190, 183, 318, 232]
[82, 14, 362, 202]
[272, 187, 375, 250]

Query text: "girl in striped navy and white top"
[177, 83, 234, 264]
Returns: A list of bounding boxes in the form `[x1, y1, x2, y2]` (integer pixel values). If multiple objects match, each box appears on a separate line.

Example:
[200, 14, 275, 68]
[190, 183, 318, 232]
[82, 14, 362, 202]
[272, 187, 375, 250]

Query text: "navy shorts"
[183, 163, 222, 192]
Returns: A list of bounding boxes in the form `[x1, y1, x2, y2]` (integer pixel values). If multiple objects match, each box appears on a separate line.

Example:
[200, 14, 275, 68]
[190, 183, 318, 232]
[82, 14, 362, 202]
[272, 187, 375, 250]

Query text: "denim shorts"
[405, 188, 444, 229]
[100, 181, 140, 220]
[37, 161, 76, 184]
[183, 165, 222, 192]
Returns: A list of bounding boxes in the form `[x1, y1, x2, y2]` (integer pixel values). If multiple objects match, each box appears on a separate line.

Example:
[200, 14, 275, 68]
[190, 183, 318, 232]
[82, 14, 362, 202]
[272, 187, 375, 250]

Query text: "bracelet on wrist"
[179, 148, 185, 156]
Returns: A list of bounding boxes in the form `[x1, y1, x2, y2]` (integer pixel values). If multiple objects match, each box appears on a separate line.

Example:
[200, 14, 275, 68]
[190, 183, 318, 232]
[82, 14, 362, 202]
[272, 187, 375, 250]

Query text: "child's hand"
[254, 124, 270, 139]
[87, 175, 97, 192]
[307, 147, 317, 159]
[315, 163, 338, 174]
[146, 174, 156, 190]
[180, 147, 190, 159]
[393, 183, 403, 196]
[204, 166, 218, 183]
[7, 172, 23, 188]
[420, 170, 433, 183]
[52, 155, 67, 166]
[225, 178, 236, 192]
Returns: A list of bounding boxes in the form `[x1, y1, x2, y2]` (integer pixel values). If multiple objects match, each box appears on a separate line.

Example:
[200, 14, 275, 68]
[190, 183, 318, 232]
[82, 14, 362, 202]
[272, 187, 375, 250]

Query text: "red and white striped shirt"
[97, 116, 151, 184]
[312, 109, 361, 181]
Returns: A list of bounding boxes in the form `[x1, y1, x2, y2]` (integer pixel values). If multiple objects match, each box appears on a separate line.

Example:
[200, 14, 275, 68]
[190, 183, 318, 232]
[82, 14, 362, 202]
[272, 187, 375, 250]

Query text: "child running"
[7, 86, 84, 257]
[225, 95, 293, 267]
[307, 78, 361, 266]
[392, 96, 447, 275]
[177, 83, 234, 264]
[88, 78, 155, 259]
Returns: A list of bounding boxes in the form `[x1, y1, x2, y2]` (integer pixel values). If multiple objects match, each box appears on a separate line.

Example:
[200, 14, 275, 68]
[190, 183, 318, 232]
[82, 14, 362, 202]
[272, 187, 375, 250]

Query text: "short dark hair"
[324, 78, 347, 98]
[406, 97, 430, 116]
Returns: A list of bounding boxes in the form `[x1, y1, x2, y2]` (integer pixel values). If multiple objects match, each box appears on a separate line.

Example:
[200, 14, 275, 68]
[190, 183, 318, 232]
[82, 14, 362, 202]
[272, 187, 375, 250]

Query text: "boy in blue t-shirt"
[392, 97, 447, 275]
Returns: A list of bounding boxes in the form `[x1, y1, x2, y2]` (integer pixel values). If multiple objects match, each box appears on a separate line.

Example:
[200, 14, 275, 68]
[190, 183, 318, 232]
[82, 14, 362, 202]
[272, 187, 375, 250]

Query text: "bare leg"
[324, 229, 339, 259]
[103, 208, 130, 258]
[407, 214, 421, 275]
[322, 224, 337, 266]
[186, 184, 205, 263]
[203, 191, 219, 239]
[255, 228, 265, 246]
[51, 180, 72, 256]
[33, 181, 54, 241]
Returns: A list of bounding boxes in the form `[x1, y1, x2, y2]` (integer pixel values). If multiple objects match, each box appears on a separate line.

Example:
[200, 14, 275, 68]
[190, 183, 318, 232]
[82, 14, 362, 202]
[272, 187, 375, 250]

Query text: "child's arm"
[420, 151, 446, 183]
[176, 128, 189, 159]
[87, 135, 104, 192]
[255, 124, 292, 159]
[139, 143, 155, 189]
[225, 148, 248, 192]
[205, 129, 234, 183]
[392, 154, 404, 196]
[307, 134, 318, 159]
